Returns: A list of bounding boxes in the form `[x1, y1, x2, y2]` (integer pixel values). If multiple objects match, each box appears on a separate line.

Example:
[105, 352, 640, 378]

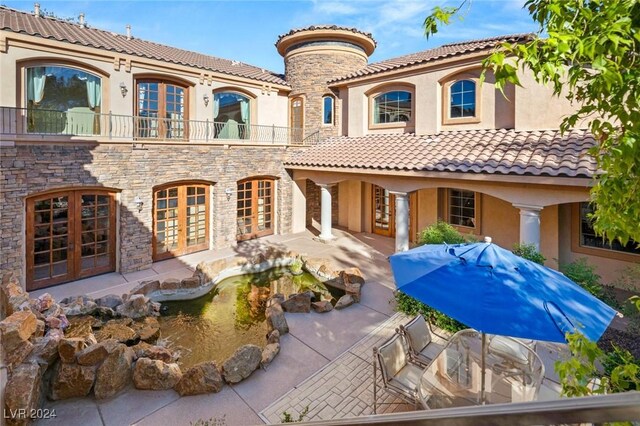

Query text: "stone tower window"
[290, 97, 304, 130]
[322, 95, 334, 125]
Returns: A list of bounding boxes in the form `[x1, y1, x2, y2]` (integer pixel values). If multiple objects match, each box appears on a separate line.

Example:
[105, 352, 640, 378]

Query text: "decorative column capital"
[513, 204, 544, 215]
[317, 183, 336, 190]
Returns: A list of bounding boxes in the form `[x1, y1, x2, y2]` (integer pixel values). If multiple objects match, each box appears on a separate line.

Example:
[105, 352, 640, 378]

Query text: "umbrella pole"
[480, 332, 486, 405]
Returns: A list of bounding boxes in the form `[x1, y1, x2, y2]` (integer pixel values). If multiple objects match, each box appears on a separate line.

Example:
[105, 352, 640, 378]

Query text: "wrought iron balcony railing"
[0, 106, 319, 145]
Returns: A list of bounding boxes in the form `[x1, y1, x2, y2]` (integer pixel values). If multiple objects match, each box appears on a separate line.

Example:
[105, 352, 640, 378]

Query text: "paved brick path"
[259, 313, 450, 423]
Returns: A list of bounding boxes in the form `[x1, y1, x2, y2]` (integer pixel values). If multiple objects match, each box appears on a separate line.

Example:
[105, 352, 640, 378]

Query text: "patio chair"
[397, 314, 436, 368]
[488, 335, 536, 367]
[372, 334, 424, 414]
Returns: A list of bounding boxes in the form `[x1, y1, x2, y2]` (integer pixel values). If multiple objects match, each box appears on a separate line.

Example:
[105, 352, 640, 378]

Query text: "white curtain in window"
[86, 75, 101, 109]
[373, 97, 380, 123]
[240, 99, 249, 123]
[213, 97, 220, 120]
[27, 67, 47, 105]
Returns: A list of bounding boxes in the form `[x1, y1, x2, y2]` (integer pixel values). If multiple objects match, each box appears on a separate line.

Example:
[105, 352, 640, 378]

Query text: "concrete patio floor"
[31, 228, 567, 426]
[32, 229, 402, 426]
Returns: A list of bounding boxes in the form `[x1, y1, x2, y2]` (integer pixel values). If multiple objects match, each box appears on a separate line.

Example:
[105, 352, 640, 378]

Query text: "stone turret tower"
[276, 25, 376, 139]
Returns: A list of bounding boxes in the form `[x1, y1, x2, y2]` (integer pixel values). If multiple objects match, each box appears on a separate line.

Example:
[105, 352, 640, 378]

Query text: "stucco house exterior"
[0, 5, 637, 292]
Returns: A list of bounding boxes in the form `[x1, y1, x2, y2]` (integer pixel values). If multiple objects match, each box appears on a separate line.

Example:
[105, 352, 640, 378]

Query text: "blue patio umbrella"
[390, 241, 616, 344]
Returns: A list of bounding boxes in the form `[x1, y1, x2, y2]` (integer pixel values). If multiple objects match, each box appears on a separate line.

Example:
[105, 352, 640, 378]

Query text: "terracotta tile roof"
[285, 129, 597, 178]
[328, 34, 534, 84]
[0, 6, 288, 86]
[276, 25, 376, 46]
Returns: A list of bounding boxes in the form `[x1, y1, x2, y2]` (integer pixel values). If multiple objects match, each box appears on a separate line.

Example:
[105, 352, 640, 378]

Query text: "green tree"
[424, 0, 640, 244]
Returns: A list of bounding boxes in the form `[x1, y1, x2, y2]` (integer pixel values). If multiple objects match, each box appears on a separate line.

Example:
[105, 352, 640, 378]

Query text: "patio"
[30, 229, 565, 426]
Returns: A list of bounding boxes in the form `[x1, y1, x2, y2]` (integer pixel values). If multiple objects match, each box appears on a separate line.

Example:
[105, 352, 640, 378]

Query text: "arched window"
[449, 80, 477, 118]
[322, 95, 334, 125]
[372, 90, 412, 124]
[136, 79, 188, 139]
[213, 91, 251, 139]
[25, 65, 102, 134]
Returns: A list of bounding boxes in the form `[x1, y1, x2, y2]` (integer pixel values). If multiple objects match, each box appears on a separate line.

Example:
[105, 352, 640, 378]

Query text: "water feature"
[158, 267, 344, 369]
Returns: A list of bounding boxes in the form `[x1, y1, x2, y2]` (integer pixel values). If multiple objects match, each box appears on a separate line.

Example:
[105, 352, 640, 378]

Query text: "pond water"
[158, 268, 343, 369]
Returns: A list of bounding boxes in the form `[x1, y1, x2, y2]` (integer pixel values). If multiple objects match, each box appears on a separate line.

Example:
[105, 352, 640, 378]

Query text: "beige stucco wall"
[0, 43, 289, 127]
[341, 56, 588, 137]
[558, 204, 639, 286]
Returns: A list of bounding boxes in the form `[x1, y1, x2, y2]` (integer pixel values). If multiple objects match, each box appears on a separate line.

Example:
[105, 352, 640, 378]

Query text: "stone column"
[514, 204, 544, 251]
[319, 184, 335, 241]
[392, 191, 410, 252]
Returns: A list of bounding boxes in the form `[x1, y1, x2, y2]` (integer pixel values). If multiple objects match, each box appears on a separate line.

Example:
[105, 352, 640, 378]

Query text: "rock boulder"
[95, 294, 123, 310]
[266, 303, 289, 335]
[48, 362, 96, 400]
[174, 361, 223, 396]
[335, 294, 354, 310]
[95, 320, 139, 345]
[133, 358, 182, 390]
[58, 337, 88, 363]
[311, 300, 334, 313]
[221, 344, 262, 384]
[94, 343, 135, 399]
[0, 311, 37, 365]
[281, 293, 311, 313]
[4, 363, 42, 426]
[261, 343, 280, 368]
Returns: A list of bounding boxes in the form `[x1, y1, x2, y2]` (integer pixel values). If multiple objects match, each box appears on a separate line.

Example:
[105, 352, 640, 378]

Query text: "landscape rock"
[133, 357, 182, 390]
[76, 340, 114, 366]
[342, 267, 365, 286]
[222, 344, 262, 384]
[45, 314, 69, 330]
[95, 321, 139, 345]
[131, 280, 160, 296]
[281, 293, 311, 313]
[267, 329, 280, 344]
[344, 282, 362, 303]
[33, 319, 45, 338]
[4, 363, 42, 426]
[58, 337, 88, 363]
[61, 295, 98, 316]
[335, 294, 355, 310]
[266, 302, 289, 335]
[0, 310, 37, 365]
[1, 273, 30, 316]
[174, 361, 223, 396]
[34, 293, 55, 312]
[261, 343, 280, 367]
[160, 278, 181, 291]
[131, 316, 160, 343]
[181, 276, 201, 289]
[132, 342, 174, 362]
[116, 294, 159, 319]
[311, 300, 334, 313]
[29, 333, 61, 365]
[48, 362, 96, 400]
[95, 294, 124, 309]
[267, 293, 285, 307]
[94, 344, 135, 399]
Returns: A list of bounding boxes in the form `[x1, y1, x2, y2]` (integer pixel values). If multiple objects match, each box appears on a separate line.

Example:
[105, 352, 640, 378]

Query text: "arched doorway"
[237, 177, 275, 241]
[26, 189, 117, 290]
[153, 182, 210, 261]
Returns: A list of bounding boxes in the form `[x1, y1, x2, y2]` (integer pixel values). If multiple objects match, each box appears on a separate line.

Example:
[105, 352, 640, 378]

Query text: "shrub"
[394, 291, 466, 334]
[417, 220, 467, 245]
[560, 258, 603, 298]
[511, 243, 546, 265]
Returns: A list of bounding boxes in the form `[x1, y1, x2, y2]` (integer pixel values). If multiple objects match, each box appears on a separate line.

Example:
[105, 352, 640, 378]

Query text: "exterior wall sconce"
[119, 82, 128, 98]
[133, 196, 143, 212]
[203, 94, 210, 107]
[225, 188, 233, 201]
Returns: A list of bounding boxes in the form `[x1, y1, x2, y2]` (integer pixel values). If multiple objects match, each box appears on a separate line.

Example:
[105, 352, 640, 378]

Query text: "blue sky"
[3, 1, 538, 73]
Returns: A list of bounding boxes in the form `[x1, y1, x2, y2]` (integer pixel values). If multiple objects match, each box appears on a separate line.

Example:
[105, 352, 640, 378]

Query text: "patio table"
[417, 329, 544, 410]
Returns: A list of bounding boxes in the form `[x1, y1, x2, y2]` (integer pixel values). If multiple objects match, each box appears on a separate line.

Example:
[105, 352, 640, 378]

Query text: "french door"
[153, 183, 209, 261]
[237, 178, 275, 241]
[136, 80, 188, 140]
[26, 190, 117, 290]
[371, 185, 417, 241]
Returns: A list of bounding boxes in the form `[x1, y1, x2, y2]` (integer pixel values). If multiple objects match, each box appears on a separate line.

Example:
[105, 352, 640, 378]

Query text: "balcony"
[0, 106, 319, 146]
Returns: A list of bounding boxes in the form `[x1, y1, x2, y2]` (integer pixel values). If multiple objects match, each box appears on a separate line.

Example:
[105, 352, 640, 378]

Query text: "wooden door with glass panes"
[26, 190, 116, 290]
[237, 178, 274, 241]
[153, 183, 209, 261]
[371, 185, 417, 242]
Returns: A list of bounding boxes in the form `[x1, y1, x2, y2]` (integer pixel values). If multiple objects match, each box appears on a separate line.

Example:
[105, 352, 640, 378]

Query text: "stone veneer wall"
[284, 51, 367, 139]
[0, 142, 295, 288]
